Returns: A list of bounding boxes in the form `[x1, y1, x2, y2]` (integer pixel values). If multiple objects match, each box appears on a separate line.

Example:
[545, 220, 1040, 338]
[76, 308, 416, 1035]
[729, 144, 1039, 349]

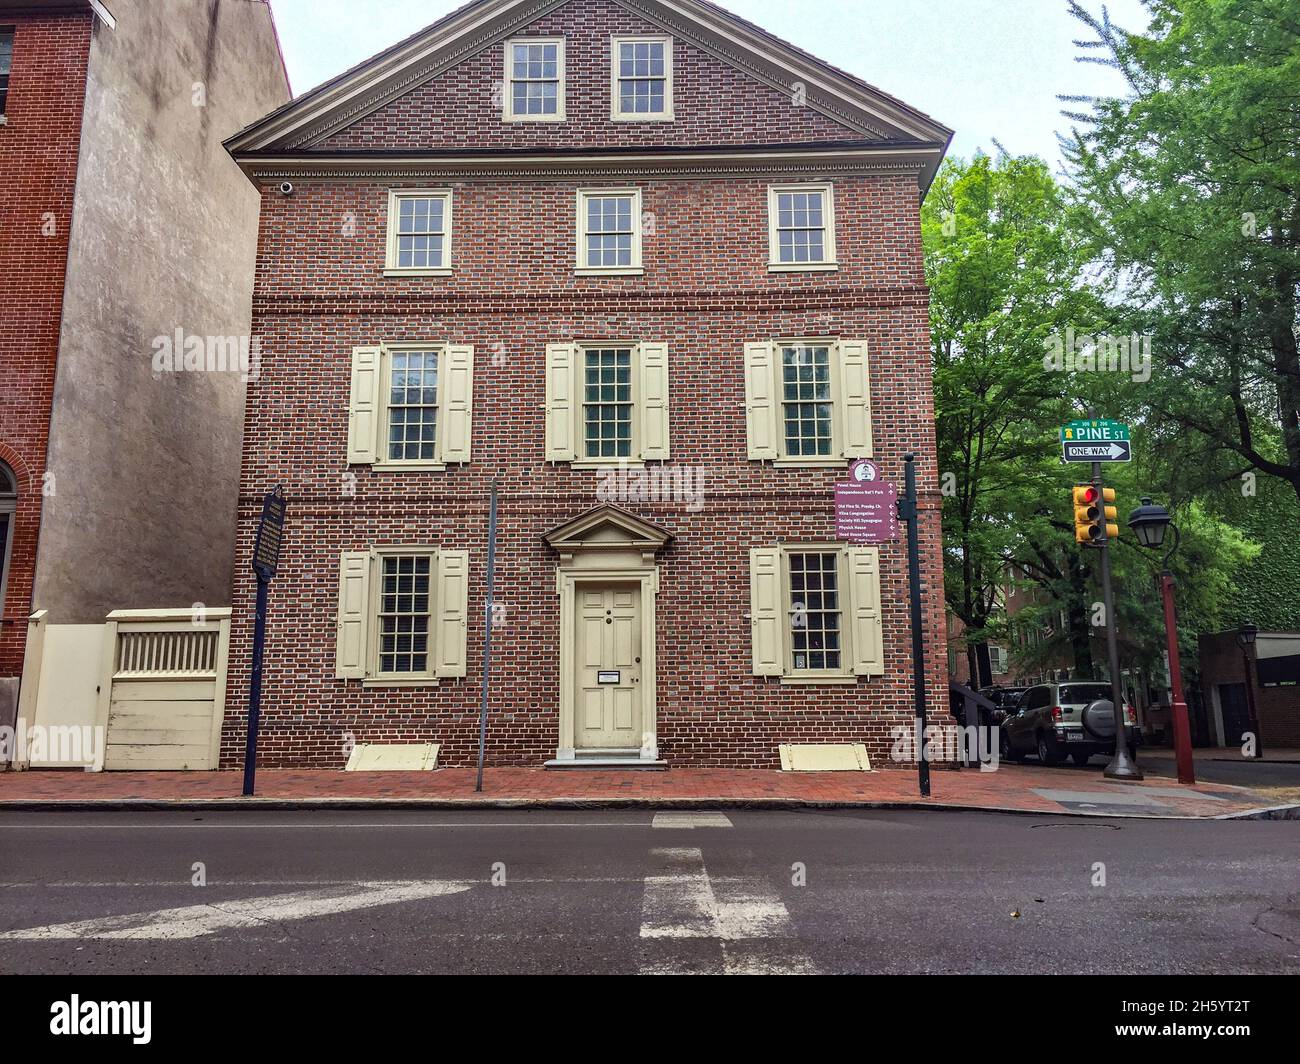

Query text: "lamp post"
[1127, 498, 1194, 784]
[1235, 622, 1264, 758]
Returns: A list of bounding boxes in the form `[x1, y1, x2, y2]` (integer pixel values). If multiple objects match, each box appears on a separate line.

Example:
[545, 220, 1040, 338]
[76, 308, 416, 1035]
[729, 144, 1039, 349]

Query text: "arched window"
[0, 461, 16, 616]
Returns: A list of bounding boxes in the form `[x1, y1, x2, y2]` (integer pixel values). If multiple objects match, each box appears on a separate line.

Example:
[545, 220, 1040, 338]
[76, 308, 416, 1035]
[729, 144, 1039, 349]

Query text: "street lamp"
[1235, 622, 1264, 758]
[1127, 498, 1195, 784]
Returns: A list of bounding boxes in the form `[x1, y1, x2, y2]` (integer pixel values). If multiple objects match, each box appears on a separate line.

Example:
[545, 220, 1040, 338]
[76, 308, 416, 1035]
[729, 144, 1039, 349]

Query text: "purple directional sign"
[836, 475, 899, 544]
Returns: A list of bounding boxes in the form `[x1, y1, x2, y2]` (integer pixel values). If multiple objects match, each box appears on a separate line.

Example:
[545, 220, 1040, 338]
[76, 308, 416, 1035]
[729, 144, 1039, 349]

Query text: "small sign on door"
[598, 671, 621, 685]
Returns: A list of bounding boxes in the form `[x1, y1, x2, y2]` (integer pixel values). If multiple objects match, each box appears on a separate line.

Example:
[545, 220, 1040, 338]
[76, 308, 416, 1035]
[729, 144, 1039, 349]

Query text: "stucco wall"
[33, 0, 289, 623]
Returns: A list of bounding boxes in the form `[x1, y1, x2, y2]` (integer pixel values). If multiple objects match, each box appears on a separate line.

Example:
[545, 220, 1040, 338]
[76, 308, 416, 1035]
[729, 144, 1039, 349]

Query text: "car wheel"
[1037, 733, 1061, 766]
[1000, 730, 1021, 763]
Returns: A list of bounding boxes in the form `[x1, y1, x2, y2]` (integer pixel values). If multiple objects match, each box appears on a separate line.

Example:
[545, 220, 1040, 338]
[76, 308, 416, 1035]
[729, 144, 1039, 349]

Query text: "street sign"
[1062, 439, 1132, 463]
[836, 477, 899, 543]
[1061, 419, 1130, 443]
[252, 488, 287, 579]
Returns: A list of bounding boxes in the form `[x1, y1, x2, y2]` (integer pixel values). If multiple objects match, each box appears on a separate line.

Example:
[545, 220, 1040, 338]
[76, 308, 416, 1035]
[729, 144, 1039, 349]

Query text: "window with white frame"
[750, 545, 884, 682]
[385, 189, 453, 275]
[577, 188, 642, 274]
[504, 37, 565, 121]
[582, 347, 635, 459]
[768, 183, 837, 270]
[611, 36, 672, 120]
[347, 342, 474, 470]
[335, 546, 469, 684]
[744, 338, 872, 466]
[0, 29, 13, 116]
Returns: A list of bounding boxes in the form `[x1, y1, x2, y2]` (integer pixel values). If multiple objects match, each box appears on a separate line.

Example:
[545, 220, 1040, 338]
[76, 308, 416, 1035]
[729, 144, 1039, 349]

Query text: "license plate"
[1065, 732, 1086, 743]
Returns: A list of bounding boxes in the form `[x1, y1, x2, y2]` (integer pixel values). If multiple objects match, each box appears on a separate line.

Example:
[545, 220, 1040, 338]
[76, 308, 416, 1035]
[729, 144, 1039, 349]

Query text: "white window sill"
[768, 262, 839, 273]
[571, 460, 644, 471]
[611, 112, 674, 123]
[383, 268, 452, 278]
[779, 674, 859, 686]
[576, 267, 644, 277]
[370, 462, 448, 472]
[772, 457, 851, 469]
[503, 112, 566, 123]
[362, 678, 440, 689]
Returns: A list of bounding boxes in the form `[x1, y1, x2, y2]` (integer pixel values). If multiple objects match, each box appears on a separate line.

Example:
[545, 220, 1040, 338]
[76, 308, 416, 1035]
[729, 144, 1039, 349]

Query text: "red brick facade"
[223, 0, 949, 769]
[0, 13, 92, 676]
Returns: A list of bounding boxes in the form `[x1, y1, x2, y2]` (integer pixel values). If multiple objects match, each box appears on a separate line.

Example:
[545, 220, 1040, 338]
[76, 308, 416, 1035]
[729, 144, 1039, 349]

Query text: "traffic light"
[1073, 485, 1119, 544]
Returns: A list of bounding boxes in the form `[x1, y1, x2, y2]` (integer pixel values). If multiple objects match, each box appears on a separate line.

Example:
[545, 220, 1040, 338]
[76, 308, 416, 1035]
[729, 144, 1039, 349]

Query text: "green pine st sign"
[1060, 419, 1132, 463]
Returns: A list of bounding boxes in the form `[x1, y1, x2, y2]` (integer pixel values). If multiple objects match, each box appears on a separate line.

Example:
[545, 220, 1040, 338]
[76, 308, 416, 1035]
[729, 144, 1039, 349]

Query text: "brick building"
[1197, 630, 1300, 749]
[0, 1, 288, 736]
[224, 0, 952, 769]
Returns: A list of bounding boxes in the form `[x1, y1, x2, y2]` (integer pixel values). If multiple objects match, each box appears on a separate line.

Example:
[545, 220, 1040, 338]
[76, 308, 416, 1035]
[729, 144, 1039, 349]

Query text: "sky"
[268, 0, 1152, 170]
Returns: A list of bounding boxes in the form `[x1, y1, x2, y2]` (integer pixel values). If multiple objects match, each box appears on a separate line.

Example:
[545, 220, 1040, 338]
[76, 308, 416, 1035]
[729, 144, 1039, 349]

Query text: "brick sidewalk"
[0, 763, 1287, 818]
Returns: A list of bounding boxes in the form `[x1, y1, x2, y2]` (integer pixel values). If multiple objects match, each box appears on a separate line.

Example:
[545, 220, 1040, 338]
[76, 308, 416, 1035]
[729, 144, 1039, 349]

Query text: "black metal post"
[1096, 461, 1141, 781]
[902, 454, 931, 797]
[242, 573, 269, 797]
[475, 479, 499, 793]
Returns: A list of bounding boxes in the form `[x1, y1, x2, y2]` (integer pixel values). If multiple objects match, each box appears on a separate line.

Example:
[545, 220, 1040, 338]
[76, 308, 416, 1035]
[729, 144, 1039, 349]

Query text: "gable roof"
[227, 0, 951, 180]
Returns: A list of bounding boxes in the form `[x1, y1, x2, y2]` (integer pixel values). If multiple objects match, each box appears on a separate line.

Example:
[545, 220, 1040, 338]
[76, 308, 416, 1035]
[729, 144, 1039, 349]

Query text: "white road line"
[638, 847, 815, 975]
[0, 881, 471, 941]
[652, 813, 733, 829]
[0, 821, 652, 831]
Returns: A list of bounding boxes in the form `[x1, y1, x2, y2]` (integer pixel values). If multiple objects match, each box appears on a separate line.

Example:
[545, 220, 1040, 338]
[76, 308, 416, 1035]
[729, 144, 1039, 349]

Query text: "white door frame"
[556, 564, 659, 762]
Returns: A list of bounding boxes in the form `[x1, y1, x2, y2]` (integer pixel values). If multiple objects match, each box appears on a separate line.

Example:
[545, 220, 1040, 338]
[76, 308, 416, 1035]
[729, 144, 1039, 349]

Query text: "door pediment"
[543, 504, 672, 561]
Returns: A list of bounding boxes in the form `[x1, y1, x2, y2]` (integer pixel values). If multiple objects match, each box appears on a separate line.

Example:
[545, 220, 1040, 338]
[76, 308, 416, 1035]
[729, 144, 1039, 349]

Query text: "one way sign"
[1062, 439, 1132, 463]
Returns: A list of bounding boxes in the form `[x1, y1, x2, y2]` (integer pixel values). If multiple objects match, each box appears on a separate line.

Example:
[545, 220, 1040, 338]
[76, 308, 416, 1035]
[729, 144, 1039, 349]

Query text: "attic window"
[611, 36, 673, 121]
[504, 37, 565, 122]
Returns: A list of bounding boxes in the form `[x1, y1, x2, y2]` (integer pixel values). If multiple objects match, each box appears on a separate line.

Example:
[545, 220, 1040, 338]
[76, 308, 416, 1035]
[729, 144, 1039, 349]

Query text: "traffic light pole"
[1095, 462, 1142, 781]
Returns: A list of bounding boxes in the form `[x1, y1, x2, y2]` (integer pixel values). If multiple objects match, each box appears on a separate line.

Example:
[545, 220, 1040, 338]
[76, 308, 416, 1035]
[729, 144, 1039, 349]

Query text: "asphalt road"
[0, 809, 1296, 974]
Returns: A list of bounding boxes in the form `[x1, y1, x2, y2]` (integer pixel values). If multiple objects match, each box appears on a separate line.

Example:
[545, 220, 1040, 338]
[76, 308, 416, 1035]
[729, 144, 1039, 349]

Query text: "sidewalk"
[0, 762, 1292, 819]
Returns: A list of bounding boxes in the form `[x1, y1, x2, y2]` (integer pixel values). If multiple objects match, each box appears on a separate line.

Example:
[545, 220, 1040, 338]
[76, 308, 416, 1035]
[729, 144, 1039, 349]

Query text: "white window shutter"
[848, 547, 885, 677]
[439, 345, 474, 464]
[545, 343, 579, 463]
[837, 340, 874, 459]
[335, 551, 372, 679]
[750, 547, 784, 676]
[744, 342, 780, 460]
[639, 341, 670, 461]
[434, 549, 469, 678]
[348, 345, 383, 465]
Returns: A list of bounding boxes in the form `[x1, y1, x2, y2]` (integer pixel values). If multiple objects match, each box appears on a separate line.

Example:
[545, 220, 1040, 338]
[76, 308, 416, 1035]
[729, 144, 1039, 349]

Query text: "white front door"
[575, 583, 642, 749]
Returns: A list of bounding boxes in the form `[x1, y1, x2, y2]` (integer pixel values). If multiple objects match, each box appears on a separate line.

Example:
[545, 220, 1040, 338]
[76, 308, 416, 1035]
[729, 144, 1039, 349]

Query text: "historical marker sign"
[836, 470, 899, 544]
[252, 488, 287, 580]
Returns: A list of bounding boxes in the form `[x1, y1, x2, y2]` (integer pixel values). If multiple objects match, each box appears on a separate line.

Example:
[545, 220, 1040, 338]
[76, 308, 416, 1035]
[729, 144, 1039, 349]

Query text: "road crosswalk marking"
[638, 847, 815, 974]
[0, 881, 470, 941]
[651, 812, 733, 829]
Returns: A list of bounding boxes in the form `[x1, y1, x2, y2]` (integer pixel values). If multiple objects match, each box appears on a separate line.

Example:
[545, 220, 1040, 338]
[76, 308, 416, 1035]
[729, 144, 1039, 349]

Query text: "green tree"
[1063, 0, 1300, 505]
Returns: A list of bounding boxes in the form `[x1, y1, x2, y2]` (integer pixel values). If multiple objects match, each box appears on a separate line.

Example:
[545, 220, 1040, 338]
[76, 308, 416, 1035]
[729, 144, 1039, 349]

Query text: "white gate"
[97, 609, 232, 771]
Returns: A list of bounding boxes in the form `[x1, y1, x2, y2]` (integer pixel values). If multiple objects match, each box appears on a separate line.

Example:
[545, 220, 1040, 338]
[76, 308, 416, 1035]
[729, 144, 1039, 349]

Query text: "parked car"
[978, 685, 1028, 727]
[999, 682, 1139, 766]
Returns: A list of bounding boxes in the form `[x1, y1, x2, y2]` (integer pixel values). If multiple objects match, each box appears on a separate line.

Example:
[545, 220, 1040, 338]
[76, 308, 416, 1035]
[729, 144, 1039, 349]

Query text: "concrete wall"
[33, 0, 289, 623]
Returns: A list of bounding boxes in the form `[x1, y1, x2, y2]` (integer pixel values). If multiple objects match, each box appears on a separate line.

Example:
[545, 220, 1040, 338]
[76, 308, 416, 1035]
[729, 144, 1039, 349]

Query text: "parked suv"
[978, 686, 1028, 727]
[1000, 682, 1138, 766]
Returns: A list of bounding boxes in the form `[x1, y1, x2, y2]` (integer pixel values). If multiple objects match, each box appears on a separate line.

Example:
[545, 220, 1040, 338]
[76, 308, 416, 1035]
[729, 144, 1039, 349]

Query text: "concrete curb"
[1, 796, 1294, 819]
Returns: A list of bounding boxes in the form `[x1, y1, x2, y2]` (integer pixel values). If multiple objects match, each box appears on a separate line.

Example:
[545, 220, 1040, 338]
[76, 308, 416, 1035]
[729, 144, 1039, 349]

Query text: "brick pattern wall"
[0, 14, 92, 675]
[222, 170, 947, 770]
[1198, 633, 1300, 748]
[224, 0, 948, 769]
[322, 0, 866, 152]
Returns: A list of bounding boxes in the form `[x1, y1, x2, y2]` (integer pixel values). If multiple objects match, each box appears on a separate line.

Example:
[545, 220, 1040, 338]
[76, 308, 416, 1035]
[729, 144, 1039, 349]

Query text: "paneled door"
[575, 583, 642, 749]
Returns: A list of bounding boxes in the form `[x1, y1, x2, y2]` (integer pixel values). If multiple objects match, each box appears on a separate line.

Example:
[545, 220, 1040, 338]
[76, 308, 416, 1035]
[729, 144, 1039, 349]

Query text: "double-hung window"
[545, 341, 670, 465]
[385, 189, 453, 276]
[347, 343, 474, 470]
[577, 188, 642, 274]
[0, 28, 13, 116]
[504, 37, 565, 121]
[768, 183, 837, 271]
[744, 339, 873, 466]
[611, 36, 673, 120]
[335, 547, 469, 685]
[750, 545, 884, 682]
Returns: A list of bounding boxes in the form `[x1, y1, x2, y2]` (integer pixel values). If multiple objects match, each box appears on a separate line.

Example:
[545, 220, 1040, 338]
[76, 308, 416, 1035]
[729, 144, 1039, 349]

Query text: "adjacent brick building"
[224, 0, 952, 769]
[0, 1, 289, 731]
